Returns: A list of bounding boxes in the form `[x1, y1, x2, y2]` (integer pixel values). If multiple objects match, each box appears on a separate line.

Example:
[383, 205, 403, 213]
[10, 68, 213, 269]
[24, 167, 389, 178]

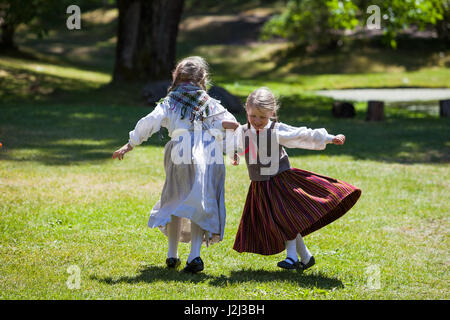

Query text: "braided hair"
[168, 56, 210, 93]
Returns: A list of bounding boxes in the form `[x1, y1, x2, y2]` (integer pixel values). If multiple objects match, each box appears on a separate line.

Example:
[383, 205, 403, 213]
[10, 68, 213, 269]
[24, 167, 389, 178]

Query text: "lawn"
[0, 66, 449, 299]
[0, 4, 449, 300]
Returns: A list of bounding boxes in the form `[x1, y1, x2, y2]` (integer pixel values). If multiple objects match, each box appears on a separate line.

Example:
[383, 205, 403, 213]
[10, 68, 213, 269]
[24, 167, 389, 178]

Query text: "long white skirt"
[148, 133, 226, 245]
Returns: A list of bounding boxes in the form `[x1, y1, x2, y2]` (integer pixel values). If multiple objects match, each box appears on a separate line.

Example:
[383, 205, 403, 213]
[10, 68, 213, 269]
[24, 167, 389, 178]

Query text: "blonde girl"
[232, 87, 361, 270]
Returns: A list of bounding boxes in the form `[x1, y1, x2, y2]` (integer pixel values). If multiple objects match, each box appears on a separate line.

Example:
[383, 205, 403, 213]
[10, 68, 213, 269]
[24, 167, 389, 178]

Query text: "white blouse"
[228, 120, 336, 156]
[128, 98, 237, 147]
[273, 121, 335, 150]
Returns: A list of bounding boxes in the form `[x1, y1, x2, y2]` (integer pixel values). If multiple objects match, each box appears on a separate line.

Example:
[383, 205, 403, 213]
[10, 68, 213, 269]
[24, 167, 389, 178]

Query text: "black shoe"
[166, 257, 181, 269]
[299, 256, 315, 270]
[277, 257, 300, 270]
[183, 257, 204, 273]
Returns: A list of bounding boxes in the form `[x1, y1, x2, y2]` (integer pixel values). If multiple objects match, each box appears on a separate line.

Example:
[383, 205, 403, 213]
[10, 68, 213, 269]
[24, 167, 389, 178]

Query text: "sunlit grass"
[0, 56, 111, 84]
[1, 5, 449, 300]
[1, 78, 449, 299]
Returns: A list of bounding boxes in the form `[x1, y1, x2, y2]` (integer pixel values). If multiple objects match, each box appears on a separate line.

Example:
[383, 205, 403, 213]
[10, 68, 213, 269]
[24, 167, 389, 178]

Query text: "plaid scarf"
[167, 83, 212, 123]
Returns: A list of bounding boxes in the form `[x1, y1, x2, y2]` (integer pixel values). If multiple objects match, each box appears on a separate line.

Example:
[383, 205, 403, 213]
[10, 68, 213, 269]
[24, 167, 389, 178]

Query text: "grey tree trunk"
[113, 0, 184, 82]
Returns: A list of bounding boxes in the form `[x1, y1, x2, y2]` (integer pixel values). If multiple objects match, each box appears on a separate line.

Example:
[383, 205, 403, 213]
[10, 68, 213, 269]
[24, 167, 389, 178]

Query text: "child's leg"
[285, 239, 299, 262]
[277, 239, 299, 269]
[187, 221, 203, 263]
[167, 215, 181, 259]
[295, 233, 313, 264]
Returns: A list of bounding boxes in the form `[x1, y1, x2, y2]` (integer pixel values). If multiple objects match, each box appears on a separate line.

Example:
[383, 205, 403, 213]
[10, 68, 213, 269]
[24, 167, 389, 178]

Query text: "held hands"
[223, 121, 241, 166]
[112, 143, 133, 160]
[222, 121, 241, 165]
[332, 134, 346, 145]
[232, 152, 240, 166]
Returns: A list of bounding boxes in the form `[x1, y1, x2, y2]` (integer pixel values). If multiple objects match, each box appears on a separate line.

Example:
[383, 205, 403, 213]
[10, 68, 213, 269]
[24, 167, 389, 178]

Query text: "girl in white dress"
[112, 56, 238, 273]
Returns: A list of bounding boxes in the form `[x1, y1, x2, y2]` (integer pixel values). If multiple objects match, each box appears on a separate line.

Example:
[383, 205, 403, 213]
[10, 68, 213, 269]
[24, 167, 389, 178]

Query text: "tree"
[261, 0, 447, 49]
[261, 0, 359, 49]
[0, 0, 75, 52]
[363, 0, 448, 48]
[0, 0, 36, 50]
[113, 0, 185, 83]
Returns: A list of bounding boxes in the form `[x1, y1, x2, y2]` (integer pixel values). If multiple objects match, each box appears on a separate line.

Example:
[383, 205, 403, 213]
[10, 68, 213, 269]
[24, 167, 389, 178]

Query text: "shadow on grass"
[91, 265, 215, 285]
[275, 95, 450, 164]
[1, 59, 448, 165]
[0, 62, 165, 165]
[0, 99, 164, 165]
[209, 268, 344, 290]
[91, 265, 344, 290]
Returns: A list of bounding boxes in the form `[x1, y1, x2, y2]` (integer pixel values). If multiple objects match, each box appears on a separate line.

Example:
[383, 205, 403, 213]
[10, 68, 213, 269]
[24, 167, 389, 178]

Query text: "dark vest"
[243, 122, 291, 181]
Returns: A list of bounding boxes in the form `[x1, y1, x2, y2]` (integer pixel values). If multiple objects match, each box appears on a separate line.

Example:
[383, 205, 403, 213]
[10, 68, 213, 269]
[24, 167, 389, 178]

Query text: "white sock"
[296, 234, 313, 264]
[187, 221, 203, 263]
[285, 239, 299, 263]
[166, 216, 181, 259]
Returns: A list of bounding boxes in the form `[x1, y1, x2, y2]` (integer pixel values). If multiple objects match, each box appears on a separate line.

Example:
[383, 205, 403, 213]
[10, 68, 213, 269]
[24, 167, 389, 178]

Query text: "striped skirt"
[233, 168, 362, 255]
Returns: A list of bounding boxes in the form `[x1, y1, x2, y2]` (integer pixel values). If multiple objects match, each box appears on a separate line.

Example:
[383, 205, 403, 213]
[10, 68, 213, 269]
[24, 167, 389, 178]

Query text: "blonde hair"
[168, 56, 210, 92]
[245, 87, 280, 121]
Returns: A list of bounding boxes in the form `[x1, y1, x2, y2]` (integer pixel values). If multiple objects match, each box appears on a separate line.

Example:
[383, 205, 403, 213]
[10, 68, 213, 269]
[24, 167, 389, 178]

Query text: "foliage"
[261, 0, 360, 49]
[0, 0, 66, 39]
[262, 0, 447, 49]
[0, 0, 111, 46]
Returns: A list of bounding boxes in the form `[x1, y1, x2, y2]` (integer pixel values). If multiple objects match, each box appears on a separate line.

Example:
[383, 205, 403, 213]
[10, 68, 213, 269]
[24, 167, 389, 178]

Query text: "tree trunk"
[113, 0, 184, 83]
[439, 100, 450, 117]
[113, 0, 141, 81]
[366, 101, 384, 121]
[435, 10, 449, 44]
[0, 22, 16, 51]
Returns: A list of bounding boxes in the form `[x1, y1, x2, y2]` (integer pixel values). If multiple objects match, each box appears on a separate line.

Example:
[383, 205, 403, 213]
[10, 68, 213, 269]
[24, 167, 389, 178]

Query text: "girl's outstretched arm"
[222, 120, 240, 130]
[128, 101, 168, 148]
[276, 122, 335, 150]
[112, 143, 133, 160]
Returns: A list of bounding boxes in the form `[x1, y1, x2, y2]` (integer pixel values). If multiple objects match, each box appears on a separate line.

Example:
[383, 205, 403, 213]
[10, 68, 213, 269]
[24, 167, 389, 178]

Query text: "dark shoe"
[299, 256, 315, 270]
[277, 257, 300, 270]
[183, 257, 204, 273]
[166, 257, 181, 269]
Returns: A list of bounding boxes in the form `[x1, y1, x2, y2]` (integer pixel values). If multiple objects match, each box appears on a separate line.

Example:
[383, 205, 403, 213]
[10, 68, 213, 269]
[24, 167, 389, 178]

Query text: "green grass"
[1, 5, 449, 300]
[1, 60, 449, 299]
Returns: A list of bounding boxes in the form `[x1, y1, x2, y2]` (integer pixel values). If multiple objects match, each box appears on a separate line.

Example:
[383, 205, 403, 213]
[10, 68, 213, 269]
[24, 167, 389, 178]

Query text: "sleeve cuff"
[326, 134, 335, 143]
[128, 139, 137, 148]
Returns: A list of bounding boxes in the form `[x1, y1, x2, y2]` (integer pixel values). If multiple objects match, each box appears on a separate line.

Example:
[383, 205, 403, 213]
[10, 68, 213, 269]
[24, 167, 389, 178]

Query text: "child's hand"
[332, 134, 345, 145]
[222, 120, 240, 130]
[112, 143, 133, 160]
[232, 152, 240, 166]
